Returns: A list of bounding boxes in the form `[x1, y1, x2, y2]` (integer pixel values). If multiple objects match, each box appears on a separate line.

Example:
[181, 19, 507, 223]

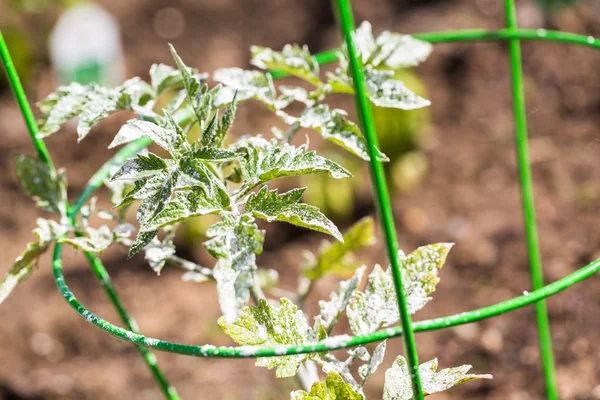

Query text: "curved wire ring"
[53, 28, 600, 358]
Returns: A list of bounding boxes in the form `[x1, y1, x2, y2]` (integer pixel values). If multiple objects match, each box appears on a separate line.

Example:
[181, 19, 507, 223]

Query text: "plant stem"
[331, 1, 424, 398]
[169, 254, 214, 278]
[504, 2, 558, 398]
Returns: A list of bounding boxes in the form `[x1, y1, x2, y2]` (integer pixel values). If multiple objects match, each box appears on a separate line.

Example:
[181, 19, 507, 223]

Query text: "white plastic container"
[49, 2, 125, 86]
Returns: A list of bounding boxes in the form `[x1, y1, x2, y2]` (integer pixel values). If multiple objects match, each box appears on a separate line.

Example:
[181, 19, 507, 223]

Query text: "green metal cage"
[1, 0, 599, 398]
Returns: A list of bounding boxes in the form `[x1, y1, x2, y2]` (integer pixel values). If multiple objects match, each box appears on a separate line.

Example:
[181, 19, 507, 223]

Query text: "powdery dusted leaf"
[142, 187, 227, 231]
[328, 65, 429, 111]
[144, 237, 176, 274]
[150, 62, 208, 95]
[0, 219, 67, 304]
[365, 67, 430, 110]
[346, 264, 398, 336]
[200, 93, 238, 148]
[304, 216, 375, 280]
[276, 86, 313, 108]
[318, 266, 365, 332]
[169, 44, 202, 102]
[288, 105, 388, 162]
[347, 243, 453, 335]
[290, 372, 364, 400]
[213, 68, 276, 108]
[37, 82, 89, 137]
[251, 44, 320, 85]
[352, 21, 432, 69]
[129, 230, 158, 259]
[59, 223, 134, 254]
[109, 118, 185, 157]
[236, 139, 351, 193]
[14, 155, 67, 216]
[383, 356, 492, 399]
[246, 186, 342, 241]
[134, 170, 177, 229]
[219, 298, 310, 378]
[110, 152, 168, 181]
[176, 157, 230, 199]
[205, 213, 264, 323]
[193, 147, 240, 162]
[168, 44, 215, 126]
[78, 78, 155, 141]
[59, 226, 113, 253]
[358, 341, 387, 383]
[399, 243, 453, 314]
[37, 76, 156, 141]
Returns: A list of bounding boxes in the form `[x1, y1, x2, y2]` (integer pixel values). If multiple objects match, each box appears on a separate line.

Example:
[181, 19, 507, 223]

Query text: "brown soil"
[1, 0, 600, 399]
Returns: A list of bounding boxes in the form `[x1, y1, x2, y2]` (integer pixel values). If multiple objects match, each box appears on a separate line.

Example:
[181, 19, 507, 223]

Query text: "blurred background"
[1, 0, 600, 399]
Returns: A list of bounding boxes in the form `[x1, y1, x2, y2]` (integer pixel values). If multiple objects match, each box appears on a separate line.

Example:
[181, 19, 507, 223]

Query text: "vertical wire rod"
[504, 1, 559, 398]
[0, 31, 53, 167]
[331, 0, 424, 398]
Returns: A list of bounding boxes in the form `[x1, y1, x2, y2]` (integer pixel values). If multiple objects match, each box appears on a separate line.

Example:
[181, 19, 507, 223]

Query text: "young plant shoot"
[2, 21, 491, 398]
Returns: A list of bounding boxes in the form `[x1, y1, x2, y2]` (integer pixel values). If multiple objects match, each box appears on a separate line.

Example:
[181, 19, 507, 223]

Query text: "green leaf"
[110, 152, 168, 181]
[287, 105, 389, 162]
[318, 266, 365, 333]
[290, 372, 364, 400]
[150, 63, 208, 95]
[304, 216, 375, 280]
[236, 139, 351, 192]
[208, 93, 238, 148]
[206, 213, 264, 323]
[352, 21, 432, 69]
[251, 44, 320, 85]
[383, 356, 492, 399]
[14, 155, 67, 216]
[246, 186, 342, 241]
[213, 68, 276, 108]
[128, 230, 158, 259]
[176, 156, 231, 200]
[0, 219, 67, 304]
[169, 44, 202, 100]
[219, 298, 310, 378]
[168, 44, 213, 126]
[135, 170, 177, 228]
[142, 187, 227, 231]
[193, 147, 240, 162]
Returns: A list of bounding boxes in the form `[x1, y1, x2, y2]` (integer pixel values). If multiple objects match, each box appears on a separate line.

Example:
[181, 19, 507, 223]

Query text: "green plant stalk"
[0, 31, 53, 168]
[332, 0, 423, 398]
[504, 2, 558, 399]
[0, 30, 179, 400]
[82, 251, 179, 399]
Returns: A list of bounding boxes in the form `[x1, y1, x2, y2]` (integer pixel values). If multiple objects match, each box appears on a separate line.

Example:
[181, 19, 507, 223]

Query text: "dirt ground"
[1, 0, 600, 399]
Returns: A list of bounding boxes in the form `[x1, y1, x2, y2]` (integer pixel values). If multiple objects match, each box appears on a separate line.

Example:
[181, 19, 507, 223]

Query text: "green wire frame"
[1, 5, 599, 399]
